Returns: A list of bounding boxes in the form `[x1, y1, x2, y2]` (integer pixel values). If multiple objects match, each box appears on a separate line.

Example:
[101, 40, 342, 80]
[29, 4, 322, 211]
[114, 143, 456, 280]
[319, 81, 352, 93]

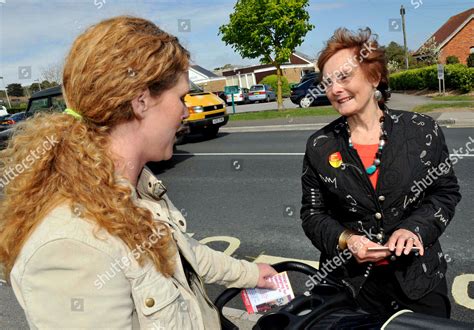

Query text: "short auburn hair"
[317, 27, 390, 105]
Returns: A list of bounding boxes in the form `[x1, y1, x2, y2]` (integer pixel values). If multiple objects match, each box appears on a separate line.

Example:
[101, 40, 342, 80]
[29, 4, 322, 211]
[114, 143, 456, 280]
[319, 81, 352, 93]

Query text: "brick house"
[415, 8, 473, 64]
[189, 65, 227, 92]
[221, 51, 316, 88]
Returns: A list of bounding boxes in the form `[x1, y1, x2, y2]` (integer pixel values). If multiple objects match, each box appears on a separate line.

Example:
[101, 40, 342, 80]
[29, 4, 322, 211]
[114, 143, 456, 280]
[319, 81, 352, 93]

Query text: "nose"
[331, 79, 345, 94]
[182, 104, 189, 120]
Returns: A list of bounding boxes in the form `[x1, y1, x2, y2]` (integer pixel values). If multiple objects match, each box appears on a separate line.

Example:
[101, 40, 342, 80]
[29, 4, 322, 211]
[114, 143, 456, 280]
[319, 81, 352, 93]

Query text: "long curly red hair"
[0, 16, 190, 280]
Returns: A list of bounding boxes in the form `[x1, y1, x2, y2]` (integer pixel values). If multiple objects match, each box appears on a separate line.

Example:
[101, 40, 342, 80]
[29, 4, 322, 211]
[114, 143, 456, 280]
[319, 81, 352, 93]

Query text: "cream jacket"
[10, 167, 259, 329]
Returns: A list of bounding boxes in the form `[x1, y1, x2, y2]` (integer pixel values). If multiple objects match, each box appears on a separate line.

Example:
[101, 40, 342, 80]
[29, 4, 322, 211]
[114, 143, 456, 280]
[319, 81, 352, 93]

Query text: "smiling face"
[322, 48, 379, 117]
[138, 72, 189, 161]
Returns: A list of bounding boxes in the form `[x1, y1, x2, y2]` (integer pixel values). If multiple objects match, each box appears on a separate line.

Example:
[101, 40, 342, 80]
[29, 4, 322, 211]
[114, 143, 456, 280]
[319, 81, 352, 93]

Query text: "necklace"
[346, 114, 387, 175]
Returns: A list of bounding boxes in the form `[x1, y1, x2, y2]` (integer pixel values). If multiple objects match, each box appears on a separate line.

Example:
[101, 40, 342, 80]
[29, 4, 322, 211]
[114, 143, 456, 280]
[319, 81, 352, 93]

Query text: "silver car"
[248, 84, 276, 103]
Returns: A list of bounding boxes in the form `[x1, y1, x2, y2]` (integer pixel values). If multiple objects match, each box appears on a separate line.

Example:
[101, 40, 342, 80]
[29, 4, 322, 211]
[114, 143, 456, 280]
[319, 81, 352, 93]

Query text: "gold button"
[179, 220, 185, 226]
[145, 298, 155, 308]
[375, 212, 382, 220]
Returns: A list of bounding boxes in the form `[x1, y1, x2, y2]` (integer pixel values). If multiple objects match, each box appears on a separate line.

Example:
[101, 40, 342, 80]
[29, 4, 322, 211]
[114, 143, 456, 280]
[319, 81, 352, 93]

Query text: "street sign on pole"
[437, 64, 445, 95]
[437, 64, 444, 79]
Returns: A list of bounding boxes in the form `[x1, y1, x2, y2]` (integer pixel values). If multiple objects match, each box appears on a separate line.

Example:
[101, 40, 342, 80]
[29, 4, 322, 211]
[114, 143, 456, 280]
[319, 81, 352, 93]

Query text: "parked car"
[213, 91, 227, 103]
[290, 74, 331, 108]
[0, 82, 227, 148]
[0, 105, 9, 117]
[299, 71, 318, 83]
[0, 111, 26, 131]
[248, 84, 276, 103]
[181, 81, 228, 142]
[0, 86, 64, 148]
[224, 85, 249, 105]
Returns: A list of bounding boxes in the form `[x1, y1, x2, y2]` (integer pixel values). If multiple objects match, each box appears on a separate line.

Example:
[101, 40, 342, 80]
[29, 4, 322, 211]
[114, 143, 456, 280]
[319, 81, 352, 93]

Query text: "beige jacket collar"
[117, 166, 168, 202]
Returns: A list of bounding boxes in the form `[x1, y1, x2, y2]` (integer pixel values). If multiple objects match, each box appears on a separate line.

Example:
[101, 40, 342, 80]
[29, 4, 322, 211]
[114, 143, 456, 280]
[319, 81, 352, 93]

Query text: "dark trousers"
[355, 265, 451, 319]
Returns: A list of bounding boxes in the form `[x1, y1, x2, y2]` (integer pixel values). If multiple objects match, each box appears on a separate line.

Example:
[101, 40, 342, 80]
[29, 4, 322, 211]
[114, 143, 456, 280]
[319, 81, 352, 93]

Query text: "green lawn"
[412, 102, 474, 113]
[229, 106, 337, 121]
[430, 95, 474, 101]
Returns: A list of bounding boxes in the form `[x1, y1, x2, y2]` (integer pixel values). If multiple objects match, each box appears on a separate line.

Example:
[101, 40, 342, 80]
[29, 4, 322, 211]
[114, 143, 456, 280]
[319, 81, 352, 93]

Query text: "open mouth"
[337, 96, 354, 104]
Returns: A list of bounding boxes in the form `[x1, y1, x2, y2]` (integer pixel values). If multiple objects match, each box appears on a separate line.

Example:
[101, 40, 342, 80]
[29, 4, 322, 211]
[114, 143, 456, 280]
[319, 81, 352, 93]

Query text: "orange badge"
[329, 152, 342, 168]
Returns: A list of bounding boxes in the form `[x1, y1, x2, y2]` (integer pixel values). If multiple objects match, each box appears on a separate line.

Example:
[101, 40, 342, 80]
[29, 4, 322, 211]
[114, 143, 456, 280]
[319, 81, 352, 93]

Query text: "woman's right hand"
[347, 235, 391, 263]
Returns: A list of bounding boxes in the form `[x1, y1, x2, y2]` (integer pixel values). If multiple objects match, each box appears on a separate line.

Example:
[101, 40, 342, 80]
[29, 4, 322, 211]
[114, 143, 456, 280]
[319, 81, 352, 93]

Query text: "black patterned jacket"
[300, 108, 461, 299]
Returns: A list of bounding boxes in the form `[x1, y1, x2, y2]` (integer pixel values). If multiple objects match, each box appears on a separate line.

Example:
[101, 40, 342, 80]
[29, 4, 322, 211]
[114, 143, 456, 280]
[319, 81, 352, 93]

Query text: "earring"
[374, 88, 383, 101]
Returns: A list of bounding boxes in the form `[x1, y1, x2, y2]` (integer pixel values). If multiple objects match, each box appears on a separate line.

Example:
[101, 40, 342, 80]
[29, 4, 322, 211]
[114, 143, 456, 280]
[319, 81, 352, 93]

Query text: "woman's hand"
[386, 229, 424, 256]
[256, 263, 278, 289]
[347, 235, 391, 263]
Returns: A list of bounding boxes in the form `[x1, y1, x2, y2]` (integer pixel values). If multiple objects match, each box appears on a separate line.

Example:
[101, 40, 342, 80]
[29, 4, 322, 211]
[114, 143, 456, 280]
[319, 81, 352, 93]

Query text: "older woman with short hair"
[0, 16, 276, 329]
[301, 28, 461, 318]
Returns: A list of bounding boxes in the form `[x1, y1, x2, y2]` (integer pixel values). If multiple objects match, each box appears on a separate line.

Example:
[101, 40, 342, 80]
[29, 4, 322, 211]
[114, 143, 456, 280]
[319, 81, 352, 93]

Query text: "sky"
[0, 0, 472, 86]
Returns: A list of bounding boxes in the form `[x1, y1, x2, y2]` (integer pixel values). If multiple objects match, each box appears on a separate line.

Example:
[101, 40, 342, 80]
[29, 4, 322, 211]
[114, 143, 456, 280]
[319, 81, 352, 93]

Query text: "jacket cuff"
[229, 259, 259, 288]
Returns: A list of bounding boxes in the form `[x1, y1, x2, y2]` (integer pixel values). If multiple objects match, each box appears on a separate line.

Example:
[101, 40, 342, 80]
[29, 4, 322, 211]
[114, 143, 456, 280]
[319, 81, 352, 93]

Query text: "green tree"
[445, 55, 459, 64]
[7, 83, 24, 97]
[383, 41, 405, 67]
[467, 54, 474, 68]
[260, 74, 290, 97]
[416, 37, 440, 66]
[219, 0, 314, 110]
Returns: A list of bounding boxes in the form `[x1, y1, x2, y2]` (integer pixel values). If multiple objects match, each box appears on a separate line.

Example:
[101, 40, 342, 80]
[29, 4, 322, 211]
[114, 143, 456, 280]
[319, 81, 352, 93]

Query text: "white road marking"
[253, 254, 320, 270]
[174, 153, 474, 157]
[199, 236, 240, 256]
[174, 153, 305, 156]
[452, 274, 474, 310]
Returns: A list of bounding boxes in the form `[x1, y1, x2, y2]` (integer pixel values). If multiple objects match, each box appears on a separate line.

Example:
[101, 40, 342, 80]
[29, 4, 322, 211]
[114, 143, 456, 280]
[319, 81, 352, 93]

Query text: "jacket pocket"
[132, 279, 193, 329]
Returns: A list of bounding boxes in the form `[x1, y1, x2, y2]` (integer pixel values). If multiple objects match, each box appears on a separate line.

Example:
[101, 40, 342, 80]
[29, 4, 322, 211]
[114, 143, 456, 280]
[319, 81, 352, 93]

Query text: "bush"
[446, 56, 460, 64]
[389, 64, 473, 93]
[467, 54, 474, 68]
[259, 74, 291, 97]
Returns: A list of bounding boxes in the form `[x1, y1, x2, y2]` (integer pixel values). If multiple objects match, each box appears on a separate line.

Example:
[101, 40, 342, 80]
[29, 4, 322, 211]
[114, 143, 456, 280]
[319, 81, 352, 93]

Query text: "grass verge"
[229, 106, 337, 121]
[430, 95, 474, 101]
[412, 102, 474, 113]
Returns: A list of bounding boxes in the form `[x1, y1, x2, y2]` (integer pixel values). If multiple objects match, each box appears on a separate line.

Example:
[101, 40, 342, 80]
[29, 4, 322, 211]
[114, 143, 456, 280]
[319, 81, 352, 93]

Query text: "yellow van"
[181, 81, 228, 140]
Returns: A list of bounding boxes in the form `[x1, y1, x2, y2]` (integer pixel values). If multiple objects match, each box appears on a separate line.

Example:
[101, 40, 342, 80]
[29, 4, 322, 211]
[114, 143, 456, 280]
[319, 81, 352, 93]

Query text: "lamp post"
[34, 79, 42, 91]
[0, 76, 12, 108]
[400, 5, 409, 70]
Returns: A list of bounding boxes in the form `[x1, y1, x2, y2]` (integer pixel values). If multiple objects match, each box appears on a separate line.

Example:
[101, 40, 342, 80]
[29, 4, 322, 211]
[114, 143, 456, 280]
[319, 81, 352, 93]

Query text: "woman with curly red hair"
[0, 16, 276, 329]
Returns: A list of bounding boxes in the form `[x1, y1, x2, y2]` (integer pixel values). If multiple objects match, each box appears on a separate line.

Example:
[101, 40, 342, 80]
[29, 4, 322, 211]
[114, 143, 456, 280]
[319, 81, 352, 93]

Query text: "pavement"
[222, 111, 474, 134]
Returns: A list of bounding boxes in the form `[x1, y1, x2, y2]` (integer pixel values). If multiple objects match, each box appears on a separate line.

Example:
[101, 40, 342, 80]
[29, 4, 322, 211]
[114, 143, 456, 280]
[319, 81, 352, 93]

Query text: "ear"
[372, 73, 382, 88]
[130, 88, 151, 119]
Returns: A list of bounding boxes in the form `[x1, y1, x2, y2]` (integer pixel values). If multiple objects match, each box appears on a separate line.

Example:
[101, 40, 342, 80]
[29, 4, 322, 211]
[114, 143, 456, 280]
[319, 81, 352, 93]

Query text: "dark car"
[213, 91, 227, 103]
[0, 112, 27, 131]
[0, 86, 65, 148]
[290, 74, 331, 108]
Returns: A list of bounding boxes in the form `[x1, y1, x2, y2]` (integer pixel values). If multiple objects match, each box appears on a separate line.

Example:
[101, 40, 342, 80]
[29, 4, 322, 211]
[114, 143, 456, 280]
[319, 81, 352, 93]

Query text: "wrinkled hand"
[386, 229, 424, 256]
[347, 235, 391, 264]
[256, 263, 278, 289]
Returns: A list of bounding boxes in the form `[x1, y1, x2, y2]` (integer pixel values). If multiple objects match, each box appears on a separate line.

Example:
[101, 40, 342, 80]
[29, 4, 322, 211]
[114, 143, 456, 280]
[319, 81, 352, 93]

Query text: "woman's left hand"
[386, 229, 424, 256]
[256, 263, 278, 289]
